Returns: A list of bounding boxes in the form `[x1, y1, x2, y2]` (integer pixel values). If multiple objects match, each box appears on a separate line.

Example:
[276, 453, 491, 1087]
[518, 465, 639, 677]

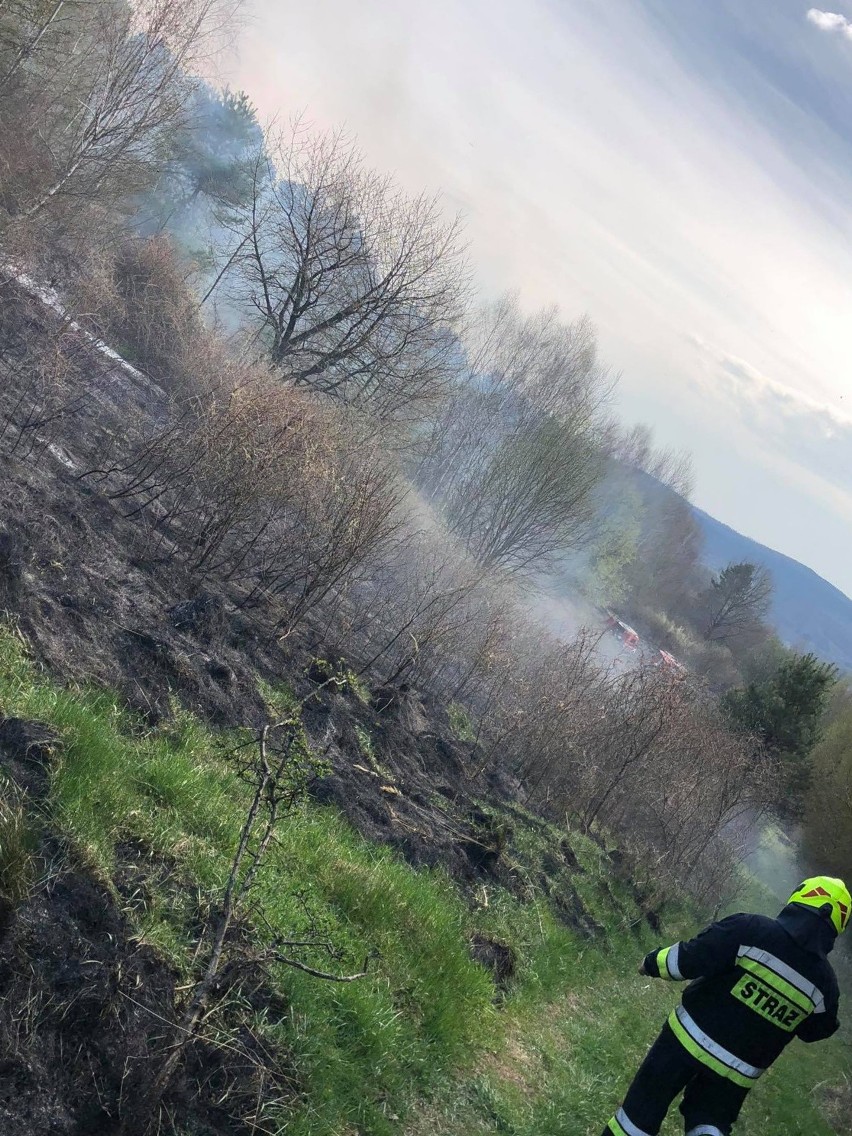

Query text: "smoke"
[743, 823, 808, 907]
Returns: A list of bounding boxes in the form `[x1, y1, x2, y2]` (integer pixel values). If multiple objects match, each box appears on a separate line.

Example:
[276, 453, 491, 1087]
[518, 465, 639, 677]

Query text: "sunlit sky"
[225, 0, 852, 597]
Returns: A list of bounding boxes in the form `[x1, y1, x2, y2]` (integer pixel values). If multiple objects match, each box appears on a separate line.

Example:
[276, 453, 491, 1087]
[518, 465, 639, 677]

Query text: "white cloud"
[690, 336, 852, 426]
[807, 9, 852, 39]
[689, 336, 852, 501]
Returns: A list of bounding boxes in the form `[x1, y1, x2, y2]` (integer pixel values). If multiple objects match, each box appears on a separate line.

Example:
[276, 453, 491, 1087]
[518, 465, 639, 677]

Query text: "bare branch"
[268, 952, 370, 983]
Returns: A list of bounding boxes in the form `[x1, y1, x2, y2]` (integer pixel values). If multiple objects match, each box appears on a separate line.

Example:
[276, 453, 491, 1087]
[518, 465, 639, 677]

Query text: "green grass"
[306, 657, 371, 705]
[0, 627, 848, 1136]
[345, 668, 371, 706]
[407, 920, 850, 1136]
[355, 723, 382, 772]
[448, 702, 477, 744]
[0, 631, 493, 1133]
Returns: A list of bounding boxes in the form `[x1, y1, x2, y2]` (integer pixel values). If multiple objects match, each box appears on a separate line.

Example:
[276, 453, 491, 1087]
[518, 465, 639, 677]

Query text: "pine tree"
[722, 651, 838, 812]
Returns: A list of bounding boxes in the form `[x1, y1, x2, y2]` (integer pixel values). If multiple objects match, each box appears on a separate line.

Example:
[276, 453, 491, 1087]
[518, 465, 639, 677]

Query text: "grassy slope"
[0, 629, 847, 1136]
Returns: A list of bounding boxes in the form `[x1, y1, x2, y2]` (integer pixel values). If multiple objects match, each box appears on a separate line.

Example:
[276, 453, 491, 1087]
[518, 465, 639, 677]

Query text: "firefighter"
[602, 876, 849, 1136]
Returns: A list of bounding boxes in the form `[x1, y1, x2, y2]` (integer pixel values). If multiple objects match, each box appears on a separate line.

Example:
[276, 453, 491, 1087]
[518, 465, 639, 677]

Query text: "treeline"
[0, 0, 843, 904]
[802, 679, 852, 883]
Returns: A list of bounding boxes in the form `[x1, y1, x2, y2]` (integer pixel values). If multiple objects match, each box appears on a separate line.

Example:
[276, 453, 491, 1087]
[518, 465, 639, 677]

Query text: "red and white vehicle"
[655, 649, 688, 677]
[603, 612, 640, 651]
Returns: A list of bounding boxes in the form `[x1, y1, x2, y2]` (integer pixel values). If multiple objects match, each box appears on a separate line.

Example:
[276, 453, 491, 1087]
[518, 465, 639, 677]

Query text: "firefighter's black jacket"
[642, 905, 840, 1088]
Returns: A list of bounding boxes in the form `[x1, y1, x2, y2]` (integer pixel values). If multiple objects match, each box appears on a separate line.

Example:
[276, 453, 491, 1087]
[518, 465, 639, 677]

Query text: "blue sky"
[228, 0, 852, 597]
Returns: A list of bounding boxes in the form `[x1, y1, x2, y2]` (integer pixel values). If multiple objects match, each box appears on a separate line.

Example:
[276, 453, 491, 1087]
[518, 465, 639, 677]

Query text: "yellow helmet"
[788, 876, 851, 936]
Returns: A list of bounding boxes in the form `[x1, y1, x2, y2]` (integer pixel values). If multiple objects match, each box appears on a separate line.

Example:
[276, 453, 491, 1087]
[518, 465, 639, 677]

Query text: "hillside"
[1, 631, 849, 1136]
[0, 265, 846, 1134]
[2, 3, 850, 1127]
[0, 266, 846, 1136]
[693, 506, 852, 674]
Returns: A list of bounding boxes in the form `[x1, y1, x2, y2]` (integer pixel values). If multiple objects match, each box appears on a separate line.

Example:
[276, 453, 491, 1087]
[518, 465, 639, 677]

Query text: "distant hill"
[692, 506, 852, 675]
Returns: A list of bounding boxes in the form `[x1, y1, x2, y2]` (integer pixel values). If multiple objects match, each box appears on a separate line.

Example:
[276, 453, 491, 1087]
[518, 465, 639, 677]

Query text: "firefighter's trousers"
[602, 1022, 749, 1136]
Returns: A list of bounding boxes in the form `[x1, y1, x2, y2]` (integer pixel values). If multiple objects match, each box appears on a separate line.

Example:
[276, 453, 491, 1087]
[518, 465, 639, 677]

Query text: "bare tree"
[454, 412, 602, 573]
[344, 536, 492, 690]
[464, 300, 608, 421]
[415, 298, 611, 576]
[215, 125, 469, 419]
[0, 1, 66, 94]
[608, 421, 694, 499]
[233, 414, 408, 635]
[0, 0, 236, 226]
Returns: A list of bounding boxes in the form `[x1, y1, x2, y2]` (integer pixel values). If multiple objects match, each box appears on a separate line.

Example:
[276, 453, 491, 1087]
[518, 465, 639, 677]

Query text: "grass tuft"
[0, 781, 36, 902]
[448, 702, 476, 743]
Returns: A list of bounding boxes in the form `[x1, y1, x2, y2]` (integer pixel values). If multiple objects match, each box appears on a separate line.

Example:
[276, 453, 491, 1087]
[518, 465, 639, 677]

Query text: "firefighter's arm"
[796, 1012, 839, 1043]
[797, 976, 840, 1043]
[641, 914, 749, 981]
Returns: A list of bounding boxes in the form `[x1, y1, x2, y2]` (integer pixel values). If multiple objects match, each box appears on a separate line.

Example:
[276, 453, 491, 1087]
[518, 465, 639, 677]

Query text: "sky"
[225, 0, 852, 597]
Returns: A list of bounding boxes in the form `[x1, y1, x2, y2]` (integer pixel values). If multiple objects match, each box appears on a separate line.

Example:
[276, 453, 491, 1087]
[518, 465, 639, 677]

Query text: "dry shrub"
[483, 647, 772, 908]
[631, 605, 690, 655]
[229, 402, 408, 635]
[423, 580, 518, 704]
[81, 344, 408, 636]
[70, 237, 203, 390]
[347, 540, 495, 690]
